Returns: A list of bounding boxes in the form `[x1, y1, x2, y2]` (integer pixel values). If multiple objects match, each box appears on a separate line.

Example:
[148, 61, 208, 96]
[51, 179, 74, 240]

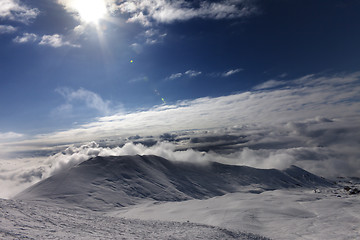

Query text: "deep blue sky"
[1, 0, 360, 134]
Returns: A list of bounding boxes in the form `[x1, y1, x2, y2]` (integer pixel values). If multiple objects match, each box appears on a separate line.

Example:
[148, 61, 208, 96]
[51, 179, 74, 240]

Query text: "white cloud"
[166, 70, 202, 80]
[0, 140, 295, 198]
[13, 33, 80, 48]
[144, 28, 157, 37]
[53, 103, 73, 115]
[0, 153, 50, 198]
[0, 24, 16, 34]
[35, 72, 359, 146]
[143, 28, 167, 44]
[13, 32, 38, 43]
[113, 0, 257, 26]
[55, 88, 111, 115]
[0, 131, 24, 142]
[253, 80, 286, 90]
[167, 72, 183, 80]
[222, 68, 242, 77]
[44, 141, 300, 177]
[39, 34, 80, 48]
[278, 73, 288, 78]
[185, 70, 202, 77]
[130, 42, 143, 54]
[0, 0, 39, 23]
[73, 24, 85, 35]
[129, 75, 149, 83]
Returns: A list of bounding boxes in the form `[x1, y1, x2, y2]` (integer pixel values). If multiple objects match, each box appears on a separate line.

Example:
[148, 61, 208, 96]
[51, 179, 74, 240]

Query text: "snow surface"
[111, 189, 360, 240]
[0, 198, 267, 240]
[3, 155, 359, 239]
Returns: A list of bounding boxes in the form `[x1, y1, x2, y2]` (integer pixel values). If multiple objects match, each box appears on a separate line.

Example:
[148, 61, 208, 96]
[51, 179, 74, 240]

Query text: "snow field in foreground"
[110, 189, 360, 240]
[0, 198, 268, 240]
[6, 155, 359, 239]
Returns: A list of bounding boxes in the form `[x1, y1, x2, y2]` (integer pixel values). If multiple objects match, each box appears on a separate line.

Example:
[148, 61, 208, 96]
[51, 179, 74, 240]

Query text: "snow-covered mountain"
[5, 155, 359, 239]
[16, 155, 332, 210]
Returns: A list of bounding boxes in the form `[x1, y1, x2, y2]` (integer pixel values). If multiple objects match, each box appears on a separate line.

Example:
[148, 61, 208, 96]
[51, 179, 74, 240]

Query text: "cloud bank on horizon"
[20, 71, 359, 145]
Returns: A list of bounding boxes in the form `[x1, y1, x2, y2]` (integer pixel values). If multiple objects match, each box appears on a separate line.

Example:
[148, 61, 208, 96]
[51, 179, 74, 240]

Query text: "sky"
[1, 0, 360, 198]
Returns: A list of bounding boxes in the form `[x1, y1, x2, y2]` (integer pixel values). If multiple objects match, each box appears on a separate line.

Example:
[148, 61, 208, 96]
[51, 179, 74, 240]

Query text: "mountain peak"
[16, 155, 333, 210]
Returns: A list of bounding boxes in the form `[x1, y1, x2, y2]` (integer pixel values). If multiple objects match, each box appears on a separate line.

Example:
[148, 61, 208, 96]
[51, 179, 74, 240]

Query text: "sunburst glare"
[72, 0, 107, 24]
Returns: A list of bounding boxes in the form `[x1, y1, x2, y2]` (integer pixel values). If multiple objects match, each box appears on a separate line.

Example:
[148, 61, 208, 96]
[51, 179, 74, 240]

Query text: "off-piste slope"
[0, 198, 270, 240]
[16, 155, 332, 210]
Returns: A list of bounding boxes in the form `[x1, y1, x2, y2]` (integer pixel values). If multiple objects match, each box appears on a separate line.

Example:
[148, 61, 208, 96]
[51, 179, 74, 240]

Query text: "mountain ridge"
[15, 155, 333, 210]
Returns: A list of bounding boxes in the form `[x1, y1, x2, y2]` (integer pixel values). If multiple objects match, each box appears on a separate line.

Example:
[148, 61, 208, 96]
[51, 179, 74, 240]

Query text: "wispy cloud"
[55, 88, 112, 115]
[112, 0, 257, 26]
[144, 28, 167, 44]
[73, 24, 85, 35]
[0, 0, 39, 24]
[130, 29, 167, 54]
[0, 131, 24, 142]
[129, 75, 149, 83]
[222, 68, 243, 77]
[185, 70, 202, 77]
[167, 72, 183, 80]
[278, 73, 288, 78]
[253, 80, 286, 90]
[166, 70, 202, 80]
[13, 32, 38, 43]
[0, 24, 17, 34]
[130, 43, 143, 54]
[13, 33, 80, 48]
[39, 34, 80, 48]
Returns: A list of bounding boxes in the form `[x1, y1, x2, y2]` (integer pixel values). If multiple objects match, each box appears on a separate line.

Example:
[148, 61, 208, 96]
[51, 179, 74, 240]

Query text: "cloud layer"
[4, 72, 358, 149]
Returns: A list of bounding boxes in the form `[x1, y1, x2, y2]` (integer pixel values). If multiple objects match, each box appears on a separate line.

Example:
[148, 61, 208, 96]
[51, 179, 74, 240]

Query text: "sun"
[72, 0, 107, 24]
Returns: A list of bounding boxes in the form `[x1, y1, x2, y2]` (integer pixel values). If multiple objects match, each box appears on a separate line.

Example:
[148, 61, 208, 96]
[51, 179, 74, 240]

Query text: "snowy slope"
[9, 155, 359, 239]
[0, 198, 268, 240]
[16, 155, 332, 210]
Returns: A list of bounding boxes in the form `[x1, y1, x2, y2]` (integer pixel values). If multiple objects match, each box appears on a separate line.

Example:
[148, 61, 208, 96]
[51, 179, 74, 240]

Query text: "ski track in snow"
[0, 198, 268, 240]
